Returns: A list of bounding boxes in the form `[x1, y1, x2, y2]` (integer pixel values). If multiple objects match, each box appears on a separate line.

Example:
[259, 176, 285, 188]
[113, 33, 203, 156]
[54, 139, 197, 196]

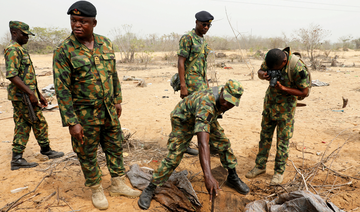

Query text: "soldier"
[53, 1, 140, 210]
[245, 48, 310, 184]
[177, 11, 214, 156]
[5, 21, 64, 171]
[138, 79, 250, 210]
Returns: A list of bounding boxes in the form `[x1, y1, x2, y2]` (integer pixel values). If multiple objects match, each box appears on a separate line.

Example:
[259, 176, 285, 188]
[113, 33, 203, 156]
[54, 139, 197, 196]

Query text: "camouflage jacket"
[177, 29, 210, 92]
[4, 40, 39, 101]
[260, 48, 310, 120]
[171, 86, 222, 134]
[53, 33, 122, 127]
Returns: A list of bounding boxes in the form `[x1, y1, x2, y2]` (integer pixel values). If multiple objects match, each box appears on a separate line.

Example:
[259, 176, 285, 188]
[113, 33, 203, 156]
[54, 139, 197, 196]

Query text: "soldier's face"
[70, 15, 97, 39]
[195, 20, 211, 36]
[219, 92, 235, 113]
[13, 29, 29, 45]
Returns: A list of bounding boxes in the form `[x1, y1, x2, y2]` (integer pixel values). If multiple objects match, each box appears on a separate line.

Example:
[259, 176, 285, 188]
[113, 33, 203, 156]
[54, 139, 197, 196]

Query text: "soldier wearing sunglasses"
[177, 10, 214, 156]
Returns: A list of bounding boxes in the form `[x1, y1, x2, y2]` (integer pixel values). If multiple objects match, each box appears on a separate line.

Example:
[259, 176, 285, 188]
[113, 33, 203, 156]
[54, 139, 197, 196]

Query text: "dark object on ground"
[245, 190, 345, 212]
[342, 96, 348, 108]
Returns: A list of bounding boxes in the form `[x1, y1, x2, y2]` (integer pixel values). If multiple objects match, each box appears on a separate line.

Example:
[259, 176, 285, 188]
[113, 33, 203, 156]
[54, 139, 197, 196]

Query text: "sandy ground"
[0, 50, 359, 212]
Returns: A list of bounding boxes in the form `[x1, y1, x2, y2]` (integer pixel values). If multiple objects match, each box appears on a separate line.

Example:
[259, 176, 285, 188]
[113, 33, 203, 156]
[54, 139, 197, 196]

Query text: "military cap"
[222, 79, 243, 107]
[9, 21, 35, 36]
[67, 0, 97, 17]
[195, 11, 214, 23]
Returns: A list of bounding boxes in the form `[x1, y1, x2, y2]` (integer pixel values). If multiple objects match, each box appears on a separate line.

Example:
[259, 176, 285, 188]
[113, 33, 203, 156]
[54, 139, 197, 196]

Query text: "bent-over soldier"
[138, 79, 250, 210]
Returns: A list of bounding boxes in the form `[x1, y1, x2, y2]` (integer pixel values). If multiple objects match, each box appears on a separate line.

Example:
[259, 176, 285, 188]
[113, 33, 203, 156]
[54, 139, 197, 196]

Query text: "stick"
[289, 160, 308, 191]
[312, 181, 352, 188]
[322, 163, 360, 180]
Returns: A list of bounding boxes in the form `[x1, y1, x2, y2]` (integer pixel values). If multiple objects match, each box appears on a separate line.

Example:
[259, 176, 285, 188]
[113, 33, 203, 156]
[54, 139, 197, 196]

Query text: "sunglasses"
[201, 22, 212, 28]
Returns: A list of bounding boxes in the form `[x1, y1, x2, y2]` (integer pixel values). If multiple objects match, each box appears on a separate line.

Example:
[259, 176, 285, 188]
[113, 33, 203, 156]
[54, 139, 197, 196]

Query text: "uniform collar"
[69, 33, 104, 49]
[190, 28, 202, 41]
[9, 40, 22, 49]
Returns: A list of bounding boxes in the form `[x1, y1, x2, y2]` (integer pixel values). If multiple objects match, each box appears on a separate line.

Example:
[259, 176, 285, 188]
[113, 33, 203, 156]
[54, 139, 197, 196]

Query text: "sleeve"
[52, 47, 80, 127]
[177, 34, 192, 58]
[292, 60, 310, 89]
[110, 42, 122, 104]
[5, 47, 20, 79]
[193, 98, 215, 133]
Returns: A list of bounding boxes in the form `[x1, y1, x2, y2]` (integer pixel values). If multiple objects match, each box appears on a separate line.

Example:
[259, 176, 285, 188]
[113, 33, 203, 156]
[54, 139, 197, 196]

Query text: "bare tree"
[293, 24, 330, 69]
[111, 25, 142, 63]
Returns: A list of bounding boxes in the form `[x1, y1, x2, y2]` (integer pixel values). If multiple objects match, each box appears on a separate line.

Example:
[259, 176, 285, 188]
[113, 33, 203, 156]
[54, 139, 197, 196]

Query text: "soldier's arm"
[177, 35, 192, 99]
[5, 47, 38, 106]
[9, 76, 38, 106]
[276, 62, 309, 97]
[52, 48, 80, 127]
[197, 131, 220, 202]
[178, 56, 188, 99]
[276, 82, 309, 97]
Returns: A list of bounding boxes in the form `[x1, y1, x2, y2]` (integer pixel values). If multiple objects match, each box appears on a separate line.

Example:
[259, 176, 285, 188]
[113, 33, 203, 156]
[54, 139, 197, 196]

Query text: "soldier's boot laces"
[40, 146, 64, 159]
[226, 168, 250, 195]
[89, 184, 108, 210]
[11, 152, 38, 171]
[245, 167, 266, 178]
[270, 173, 284, 185]
[138, 182, 157, 210]
[185, 147, 199, 156]
[109, 175, 141, 198]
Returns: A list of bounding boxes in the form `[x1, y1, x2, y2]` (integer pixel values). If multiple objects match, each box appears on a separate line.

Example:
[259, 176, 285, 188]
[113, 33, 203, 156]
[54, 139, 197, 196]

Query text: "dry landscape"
[0, 50, 359, 211]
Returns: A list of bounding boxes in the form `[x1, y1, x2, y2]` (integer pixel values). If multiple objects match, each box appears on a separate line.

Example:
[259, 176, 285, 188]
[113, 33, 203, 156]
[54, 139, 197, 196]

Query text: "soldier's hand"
[180, 85, 188, 99]
[29, 92, 40, 107]
[115, 103, 122, 118]
[204, 176, 221, 202]
[275, 81, 284, 90]
[69, 124, 84, 144]
[39, 94, 48, 107]
[258, 70, 270, 81]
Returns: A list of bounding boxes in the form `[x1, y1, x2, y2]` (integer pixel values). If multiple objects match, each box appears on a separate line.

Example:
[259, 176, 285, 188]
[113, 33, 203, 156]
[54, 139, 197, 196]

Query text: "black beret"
[195, 11, 214, 22]
[67, 1, 97, 17]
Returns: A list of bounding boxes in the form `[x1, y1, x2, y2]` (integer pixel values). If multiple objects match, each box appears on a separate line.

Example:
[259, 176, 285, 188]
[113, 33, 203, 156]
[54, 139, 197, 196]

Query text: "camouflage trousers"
[11, 101, 50, 153]
[185, 74, 207, 95]
[151, 117, 237, 186]
[71, 119, 125, 187]
[255, 113, 294, 174]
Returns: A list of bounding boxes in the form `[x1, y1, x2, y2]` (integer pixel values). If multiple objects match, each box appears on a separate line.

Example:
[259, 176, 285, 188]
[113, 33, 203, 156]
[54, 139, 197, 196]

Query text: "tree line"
[0, 24, 359, 67]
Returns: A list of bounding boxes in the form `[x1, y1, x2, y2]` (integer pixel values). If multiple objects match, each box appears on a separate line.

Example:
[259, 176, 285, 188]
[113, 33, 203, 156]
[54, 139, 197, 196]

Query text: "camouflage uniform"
[152, 86, 238, 186]
[177, 29, 210, 94]
[53, 33, 124, 187]
[255, 48, 310, 174]
[5, 40, 50, 153]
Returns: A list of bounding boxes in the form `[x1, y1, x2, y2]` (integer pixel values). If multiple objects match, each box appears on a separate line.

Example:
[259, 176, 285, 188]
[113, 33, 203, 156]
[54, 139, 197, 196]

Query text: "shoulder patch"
[299, 70, 306, 79]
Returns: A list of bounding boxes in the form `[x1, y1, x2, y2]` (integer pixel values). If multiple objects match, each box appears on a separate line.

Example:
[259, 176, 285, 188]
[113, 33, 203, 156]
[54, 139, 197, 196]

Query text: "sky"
[1, 0, 360, 43]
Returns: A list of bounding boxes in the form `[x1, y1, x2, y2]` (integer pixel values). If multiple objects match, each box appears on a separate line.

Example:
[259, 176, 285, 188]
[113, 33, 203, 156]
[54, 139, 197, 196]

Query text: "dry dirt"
[0, 50, 359, 212]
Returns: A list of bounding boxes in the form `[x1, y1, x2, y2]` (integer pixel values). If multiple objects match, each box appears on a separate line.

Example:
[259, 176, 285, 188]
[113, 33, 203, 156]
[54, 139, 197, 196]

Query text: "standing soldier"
[138, 79, 250, 210]
[177, 10, 214, 156]
[5, 21, 64, 171]
[53, 1, 140, 210]
[245, 48, 310, 184]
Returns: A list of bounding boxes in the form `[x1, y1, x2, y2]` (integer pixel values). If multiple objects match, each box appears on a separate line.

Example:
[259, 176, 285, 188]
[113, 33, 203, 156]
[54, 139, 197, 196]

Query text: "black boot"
[138, 183, 157, 210]
[40, 146, 64, 159]
[11, 152, 38, 171]
[226, 168, 250, 195]
[185, 147, 199, 156]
